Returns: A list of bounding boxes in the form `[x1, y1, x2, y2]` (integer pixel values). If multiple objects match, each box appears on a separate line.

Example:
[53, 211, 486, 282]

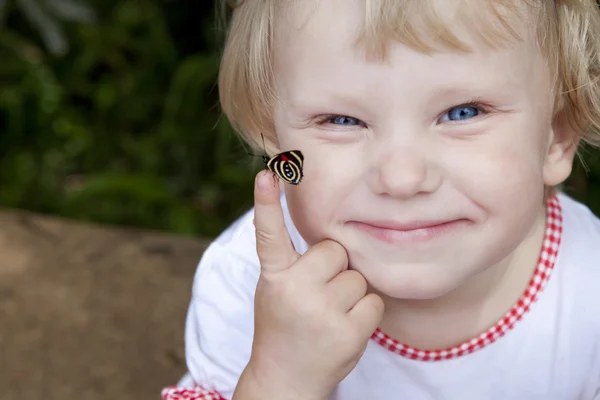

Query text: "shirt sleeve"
[162, 236, 261, 400]
[161, 386, 227, 400]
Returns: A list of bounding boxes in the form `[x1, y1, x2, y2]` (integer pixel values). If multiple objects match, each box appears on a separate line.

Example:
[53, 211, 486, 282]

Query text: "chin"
[357, 260, 465, 300]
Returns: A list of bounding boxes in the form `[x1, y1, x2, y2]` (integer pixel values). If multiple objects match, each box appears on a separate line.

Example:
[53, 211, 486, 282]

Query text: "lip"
[348, 219, 467, 245]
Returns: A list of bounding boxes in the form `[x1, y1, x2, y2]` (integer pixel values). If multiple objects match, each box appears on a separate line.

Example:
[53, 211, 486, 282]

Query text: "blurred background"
[1, 0, 599, 399]
[2, 0, 600, 238]
[0, 0, 260, 241]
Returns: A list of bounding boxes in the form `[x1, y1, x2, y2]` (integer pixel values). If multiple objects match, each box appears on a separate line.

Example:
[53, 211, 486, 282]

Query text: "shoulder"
[552, 193, 600, 326]
[191, 207, 258, 297]
[556, 192, 600, 275]
[182, 208, 258, 395]
[190, 191, 308, 297]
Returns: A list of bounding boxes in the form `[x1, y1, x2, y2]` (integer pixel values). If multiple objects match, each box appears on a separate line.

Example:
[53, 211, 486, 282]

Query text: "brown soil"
[0, 209, 212, 399]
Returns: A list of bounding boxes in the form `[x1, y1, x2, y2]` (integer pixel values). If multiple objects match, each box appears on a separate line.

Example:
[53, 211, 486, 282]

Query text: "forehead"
[272, 0, 545, 100]
[273, 0, 539, 58]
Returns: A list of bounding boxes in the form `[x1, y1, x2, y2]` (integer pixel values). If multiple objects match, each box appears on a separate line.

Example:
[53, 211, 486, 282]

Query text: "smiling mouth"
[347, 219, 468, 245]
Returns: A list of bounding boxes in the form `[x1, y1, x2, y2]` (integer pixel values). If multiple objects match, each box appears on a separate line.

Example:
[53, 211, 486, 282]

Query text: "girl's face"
[271, 0, 577, 299]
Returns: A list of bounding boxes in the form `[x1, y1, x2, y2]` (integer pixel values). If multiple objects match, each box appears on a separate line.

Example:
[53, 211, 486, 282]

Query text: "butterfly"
[262, 150, 304, 185]
[246, 134, 304, 185]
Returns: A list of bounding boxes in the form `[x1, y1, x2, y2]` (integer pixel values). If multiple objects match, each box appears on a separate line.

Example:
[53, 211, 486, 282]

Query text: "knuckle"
[338, 270, 367, 294]
[317, 238, 340, 252]
[350, 270, 368, 293]
[255, 227, 280, 247]
[344, 269, 364, 281]
[271, 275, 315, 304]
[270, 274, 297, 297]
[261, 276, 305, 311]
[368, 293, 385, 316]
[318, 239, 348, 264]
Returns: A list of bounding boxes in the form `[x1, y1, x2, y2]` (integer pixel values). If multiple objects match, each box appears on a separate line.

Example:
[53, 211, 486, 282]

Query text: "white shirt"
[162, 192, 600, 400]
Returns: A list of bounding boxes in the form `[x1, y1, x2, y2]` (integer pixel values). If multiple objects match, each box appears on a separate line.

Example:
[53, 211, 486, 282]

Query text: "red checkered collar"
[371, 195, 563, 361]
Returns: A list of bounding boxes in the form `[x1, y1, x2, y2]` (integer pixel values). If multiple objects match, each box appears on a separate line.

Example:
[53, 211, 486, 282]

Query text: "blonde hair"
[218, 0, 600, 155]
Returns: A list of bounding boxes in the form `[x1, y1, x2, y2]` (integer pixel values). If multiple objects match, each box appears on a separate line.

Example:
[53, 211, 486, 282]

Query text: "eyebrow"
[279, 62, 527, 120]
[285, 81, 521, 113]
[427, 80, 524, 104]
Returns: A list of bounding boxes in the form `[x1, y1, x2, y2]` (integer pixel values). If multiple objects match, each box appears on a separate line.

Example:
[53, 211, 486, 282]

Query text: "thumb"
[253, 170, 300, 273]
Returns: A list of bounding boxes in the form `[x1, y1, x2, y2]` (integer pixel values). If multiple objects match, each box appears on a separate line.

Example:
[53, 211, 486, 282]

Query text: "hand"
[233, 170, 385, 400]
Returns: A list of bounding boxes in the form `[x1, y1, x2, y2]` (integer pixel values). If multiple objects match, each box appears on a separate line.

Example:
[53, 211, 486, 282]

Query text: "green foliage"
[0, 0, 261, 237]
[0, 0, 96, 55]
[0, 0, 599, 238]
[568, 146, 600, 213]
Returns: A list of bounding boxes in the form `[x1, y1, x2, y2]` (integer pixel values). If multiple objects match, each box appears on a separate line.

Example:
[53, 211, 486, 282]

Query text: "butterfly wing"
[266, 150, 304, 185]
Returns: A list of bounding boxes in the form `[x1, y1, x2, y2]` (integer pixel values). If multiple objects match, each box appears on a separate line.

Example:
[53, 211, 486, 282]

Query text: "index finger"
[254, 170, 300, 273]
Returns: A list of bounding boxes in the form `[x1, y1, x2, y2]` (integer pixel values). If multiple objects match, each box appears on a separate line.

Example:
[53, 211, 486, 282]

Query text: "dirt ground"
[0, 209, 212, 399]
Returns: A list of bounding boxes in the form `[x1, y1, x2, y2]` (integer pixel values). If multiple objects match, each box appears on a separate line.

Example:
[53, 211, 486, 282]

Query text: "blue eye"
[330, 115, 360, 125]
[441, 105, 480, 122]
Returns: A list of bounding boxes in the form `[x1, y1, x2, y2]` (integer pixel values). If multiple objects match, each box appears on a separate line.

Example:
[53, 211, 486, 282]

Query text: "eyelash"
[314, 100, 490, 128]
[442, 100, 489, 122]
[314, 114, 366, 127]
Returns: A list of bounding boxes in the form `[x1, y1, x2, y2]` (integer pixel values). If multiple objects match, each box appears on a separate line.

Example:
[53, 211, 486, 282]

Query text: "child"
[163, 0, 600, 399]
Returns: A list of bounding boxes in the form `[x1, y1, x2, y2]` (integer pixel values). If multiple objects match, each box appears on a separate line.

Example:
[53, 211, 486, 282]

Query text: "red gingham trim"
[371, 195, 563, 361]
[162, 386, 226, 400]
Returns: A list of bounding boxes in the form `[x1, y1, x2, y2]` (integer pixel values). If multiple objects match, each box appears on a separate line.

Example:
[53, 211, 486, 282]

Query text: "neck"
[375, 207, 547, 350]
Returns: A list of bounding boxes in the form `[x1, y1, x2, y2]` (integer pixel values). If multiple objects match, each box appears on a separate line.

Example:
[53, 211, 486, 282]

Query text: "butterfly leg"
[271, 171, 280, 186]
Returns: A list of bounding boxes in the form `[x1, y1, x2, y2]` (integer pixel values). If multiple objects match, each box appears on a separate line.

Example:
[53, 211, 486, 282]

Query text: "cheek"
[284, 183, 329, 246]
[283, 146, 363, 245]
[443, 126, 549, 247]
[446, 128, 547, 202]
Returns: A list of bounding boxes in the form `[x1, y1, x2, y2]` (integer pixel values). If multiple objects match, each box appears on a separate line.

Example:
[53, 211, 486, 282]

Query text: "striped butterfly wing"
[266, 150, 304, 185]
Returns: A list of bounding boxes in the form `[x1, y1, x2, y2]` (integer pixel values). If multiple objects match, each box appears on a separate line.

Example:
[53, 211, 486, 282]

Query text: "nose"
[370, 146, 442, 199]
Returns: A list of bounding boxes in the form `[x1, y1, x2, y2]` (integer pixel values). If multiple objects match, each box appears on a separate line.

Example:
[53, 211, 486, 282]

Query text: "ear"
[543, 108, 580, 186]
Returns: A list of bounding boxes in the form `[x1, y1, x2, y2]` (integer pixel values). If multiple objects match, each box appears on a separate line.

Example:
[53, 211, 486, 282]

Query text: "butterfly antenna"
[260, 133, 270, 164]
[236, 134, 262, 158]
[243, 147, 262, 158]
[236, 133, 270, 166]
